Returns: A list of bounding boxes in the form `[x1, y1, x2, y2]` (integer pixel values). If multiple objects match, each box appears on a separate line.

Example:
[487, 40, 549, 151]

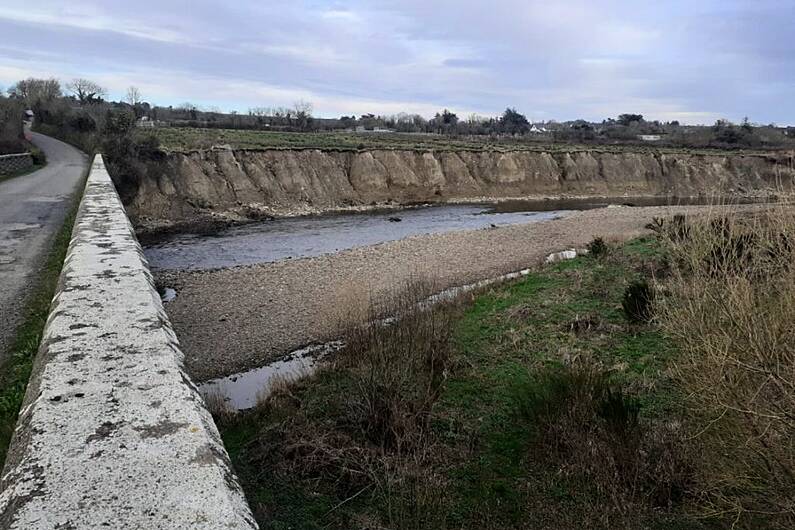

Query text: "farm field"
[144, 127, 777, 155]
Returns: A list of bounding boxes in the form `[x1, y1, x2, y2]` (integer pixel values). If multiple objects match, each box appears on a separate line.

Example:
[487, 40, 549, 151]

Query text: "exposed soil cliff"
[127, 148, 795, 230]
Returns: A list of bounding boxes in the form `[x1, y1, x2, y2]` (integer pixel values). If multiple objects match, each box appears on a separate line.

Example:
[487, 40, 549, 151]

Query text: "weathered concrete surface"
[0, 131, 87, 362]
[0, 156, 258, 529]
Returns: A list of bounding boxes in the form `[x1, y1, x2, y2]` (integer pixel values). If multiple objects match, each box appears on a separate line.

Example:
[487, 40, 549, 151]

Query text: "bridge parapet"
[0, 155, 258, 529]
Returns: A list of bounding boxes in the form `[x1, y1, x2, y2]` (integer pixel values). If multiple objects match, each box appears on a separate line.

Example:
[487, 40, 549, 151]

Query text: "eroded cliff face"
[127, 148, 795, 229]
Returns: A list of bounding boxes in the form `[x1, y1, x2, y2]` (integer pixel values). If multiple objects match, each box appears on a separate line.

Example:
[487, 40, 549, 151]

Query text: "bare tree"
[66, 78, 107, 105]
[125, 86, 142, 106]
[292, 100, 313, 131]
[7, 78, 62, 106]
[292, 100, 313, 117]
[177, 102, 198, 120]
[249, 107, 275, 117]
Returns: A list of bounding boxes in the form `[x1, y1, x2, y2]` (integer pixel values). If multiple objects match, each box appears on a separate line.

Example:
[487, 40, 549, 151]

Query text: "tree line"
[3, 76, 795, 153]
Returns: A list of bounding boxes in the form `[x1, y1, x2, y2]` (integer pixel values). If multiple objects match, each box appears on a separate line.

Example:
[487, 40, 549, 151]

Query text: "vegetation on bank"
[215, 211, 795, 530]
[215, 237, 682, 529]
[0, 178, 84, 466]
[145, 126, 786, 156]
[655, 209, 795, 526]
[0, 93, 25, 155]
[0, 90, 47, 183]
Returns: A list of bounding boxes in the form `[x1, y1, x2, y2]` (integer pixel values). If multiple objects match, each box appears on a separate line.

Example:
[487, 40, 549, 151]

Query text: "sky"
[0, 0, 793, 125]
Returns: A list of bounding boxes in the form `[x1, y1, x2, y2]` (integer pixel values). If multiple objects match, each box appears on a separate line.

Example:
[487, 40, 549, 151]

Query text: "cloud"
[0, 4, 188, 44]
[0, 0, 792, 124]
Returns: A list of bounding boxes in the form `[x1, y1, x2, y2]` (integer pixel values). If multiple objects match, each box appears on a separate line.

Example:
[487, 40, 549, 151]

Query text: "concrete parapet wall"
[0, 155, 258, 529]
[0, 153, 33, 175]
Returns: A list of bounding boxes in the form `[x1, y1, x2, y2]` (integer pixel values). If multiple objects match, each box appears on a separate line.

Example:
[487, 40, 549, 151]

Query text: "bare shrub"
[657, 205, 795, 527]
[519, 361, 691, 520]
[587, 236, 609, 257]
[244, 278, 458, 528]
[622, 280, 655, 323]
[203, 390, 236, 427]
[338, 278, 455, 453]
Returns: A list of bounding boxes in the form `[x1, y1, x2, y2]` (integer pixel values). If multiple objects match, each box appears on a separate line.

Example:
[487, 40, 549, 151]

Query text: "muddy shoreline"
[155, 203, 771, 382]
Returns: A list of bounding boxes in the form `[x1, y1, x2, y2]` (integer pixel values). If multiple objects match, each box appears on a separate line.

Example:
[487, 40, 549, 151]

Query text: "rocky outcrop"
[126, 148, 795, 229]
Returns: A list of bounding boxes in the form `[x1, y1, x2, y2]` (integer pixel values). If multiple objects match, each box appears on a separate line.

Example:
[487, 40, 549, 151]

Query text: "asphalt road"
[0, 131, 87, 360]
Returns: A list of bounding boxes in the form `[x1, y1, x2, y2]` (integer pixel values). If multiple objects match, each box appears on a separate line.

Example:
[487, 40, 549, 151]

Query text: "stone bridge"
[0, 156, 258, 529]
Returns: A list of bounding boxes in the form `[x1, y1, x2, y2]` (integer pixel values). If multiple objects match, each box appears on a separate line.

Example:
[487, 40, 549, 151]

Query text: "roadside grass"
[0, 177, 84, 466]
[217, 236, 702, 529]
[147, 127, 773, 157]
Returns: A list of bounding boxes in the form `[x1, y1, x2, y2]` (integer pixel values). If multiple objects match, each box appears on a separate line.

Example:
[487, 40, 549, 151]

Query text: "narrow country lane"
[0, 131, 88, 360]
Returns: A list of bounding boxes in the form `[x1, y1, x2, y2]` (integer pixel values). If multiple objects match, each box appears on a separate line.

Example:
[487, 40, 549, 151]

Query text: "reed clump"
[657, 206, 795, 528]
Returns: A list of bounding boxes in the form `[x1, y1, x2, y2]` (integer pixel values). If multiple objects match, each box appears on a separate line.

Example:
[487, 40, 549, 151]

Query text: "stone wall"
[0, 153, 32, 175]
[0, 155, 258, 529]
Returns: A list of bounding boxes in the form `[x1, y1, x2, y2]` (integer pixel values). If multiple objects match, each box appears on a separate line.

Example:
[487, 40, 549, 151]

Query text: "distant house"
[529, 124, 548, 134]
[355, 125, 395, 133]
[637, 134, 663, 141]
[136, 116, 155, 128]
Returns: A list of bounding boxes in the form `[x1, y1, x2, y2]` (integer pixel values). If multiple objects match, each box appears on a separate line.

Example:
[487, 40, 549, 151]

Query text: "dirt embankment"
[128, 148, 795, 232]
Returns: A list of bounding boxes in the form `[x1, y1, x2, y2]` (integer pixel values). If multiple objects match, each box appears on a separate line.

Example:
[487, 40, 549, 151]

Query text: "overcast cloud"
[0, 0, 793, 124]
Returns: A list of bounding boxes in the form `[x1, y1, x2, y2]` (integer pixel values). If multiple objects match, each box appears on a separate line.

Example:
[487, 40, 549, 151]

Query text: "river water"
[144, 196, 746, 271]
[144, 203, 577, 271]
[199, 267, 537, 410]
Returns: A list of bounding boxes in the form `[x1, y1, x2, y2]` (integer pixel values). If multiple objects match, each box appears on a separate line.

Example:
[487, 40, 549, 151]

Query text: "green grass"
[218, 237, 696, 529]
[432, 241, 684, 527]
[0, 177, 84, 466]
[146, 127, 775, 157]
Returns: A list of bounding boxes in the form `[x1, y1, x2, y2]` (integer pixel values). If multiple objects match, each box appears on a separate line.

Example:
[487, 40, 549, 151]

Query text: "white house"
[637, 134, 663, 141]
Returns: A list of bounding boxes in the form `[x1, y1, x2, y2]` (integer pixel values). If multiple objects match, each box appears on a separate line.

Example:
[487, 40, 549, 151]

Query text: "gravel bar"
[157, 204, 758, 382]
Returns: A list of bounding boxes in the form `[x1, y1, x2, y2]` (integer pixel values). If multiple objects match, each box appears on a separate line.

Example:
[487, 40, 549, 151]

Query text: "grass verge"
[215, 236, 702, 529]
[0, 177, 84, 466]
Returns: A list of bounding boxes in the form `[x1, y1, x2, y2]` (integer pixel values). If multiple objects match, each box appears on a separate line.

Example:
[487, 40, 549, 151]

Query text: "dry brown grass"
[243, 279, 460, 529]
[657, 205, 795, 528]
[337, 278, 454, 452]
[203, 390, 235, 426]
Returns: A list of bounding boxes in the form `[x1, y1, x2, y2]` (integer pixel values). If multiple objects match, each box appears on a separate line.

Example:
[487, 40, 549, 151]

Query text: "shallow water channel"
[145, 202, 574, 271]
[198, 268, 535, 410]
[144, 195, 742, 271]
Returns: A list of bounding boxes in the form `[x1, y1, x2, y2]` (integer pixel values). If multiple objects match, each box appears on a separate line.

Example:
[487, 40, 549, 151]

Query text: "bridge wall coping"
[0, 155, 258, 529]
